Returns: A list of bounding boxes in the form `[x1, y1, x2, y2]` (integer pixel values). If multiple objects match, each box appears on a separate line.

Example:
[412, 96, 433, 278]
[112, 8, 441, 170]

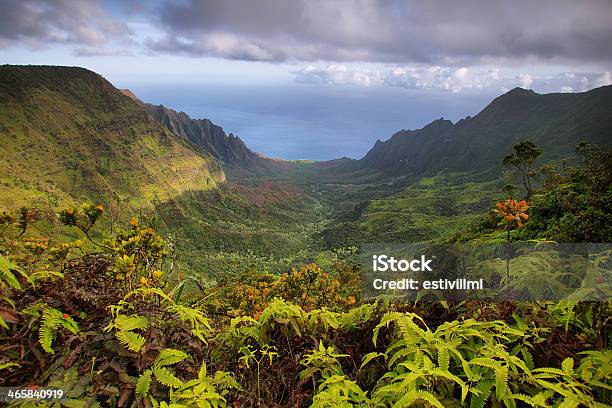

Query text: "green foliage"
[104, 313, 148, 352]
[0, 255, 23, 290]
[59, 203, 104, 237]
[311, 375, 370, 408]
[136, 348, 188, 400]
[576, 350, 612, 402]
[503, 140, 543, 199]
[459, 143, 611, 244]
[35, 306, 79, 354]
[300, 342, 349, 384]
[519, 144, 611, 242]
[160, 362, 241, 408]
[239, 344, 278, 406]
[203, 262, 359, 320]
[355, 174, 502, 244]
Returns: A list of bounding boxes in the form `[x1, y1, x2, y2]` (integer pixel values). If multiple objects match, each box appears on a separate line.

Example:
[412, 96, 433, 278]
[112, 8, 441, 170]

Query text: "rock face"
[353, 86, 612, 178]
[142, 103, 258, 164]
[119, 91, 282, 176]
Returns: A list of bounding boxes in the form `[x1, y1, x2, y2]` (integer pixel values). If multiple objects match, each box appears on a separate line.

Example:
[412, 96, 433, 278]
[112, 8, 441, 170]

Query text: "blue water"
[123, 82, 497, 161]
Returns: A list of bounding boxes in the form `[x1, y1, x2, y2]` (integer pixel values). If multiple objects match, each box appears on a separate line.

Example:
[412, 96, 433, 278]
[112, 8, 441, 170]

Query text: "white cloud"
[293, 64, 502, 92]
[292, 64, 385, 86]
[594, 71, 612, 87]
[292, 65, 612, 94]
[517, 73, 534, 89]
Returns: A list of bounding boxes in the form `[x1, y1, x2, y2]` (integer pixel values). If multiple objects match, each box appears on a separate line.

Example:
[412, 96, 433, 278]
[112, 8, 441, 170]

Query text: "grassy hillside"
[0, 65, 225, 211]
[0, 66, 336, 280]
[151, 180, 329, 277]
[358, 173, 503, 242]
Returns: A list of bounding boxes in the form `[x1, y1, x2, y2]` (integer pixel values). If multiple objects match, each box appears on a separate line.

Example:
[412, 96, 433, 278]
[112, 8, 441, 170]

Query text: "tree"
[503, 141, 542, 200]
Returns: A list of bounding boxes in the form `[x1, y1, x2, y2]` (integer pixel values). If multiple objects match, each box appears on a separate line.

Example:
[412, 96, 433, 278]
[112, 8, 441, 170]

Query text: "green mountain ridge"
[119, 88, 289, 177]
[348, 86, 612, 179]
[0, 65, 225, 210]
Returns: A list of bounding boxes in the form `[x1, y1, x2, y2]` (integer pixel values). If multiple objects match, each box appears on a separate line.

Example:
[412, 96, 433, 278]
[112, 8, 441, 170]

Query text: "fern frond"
[0, 362, 20, 371]
[512, 392, 536, 406]
[0, 256, 23, 290]
[495, 365, 509, 401]
[116, 330, 146, 352]
[154, 349, 188, 367]
[38, 307, 77, 354]
[393, 389, 445, 408]
[360, 352, 385, 369]
[533, 367, 566, 377]
[470, 379, 494, 408]
[114, 314, 148, 332]
[125, 287, 174, 304]
[561, 357, 574, 375]
[438, 345, 450, 371]
[136, 369, 153, 398]
[153, 367, 183, 388]
[198, 361, 207, 382]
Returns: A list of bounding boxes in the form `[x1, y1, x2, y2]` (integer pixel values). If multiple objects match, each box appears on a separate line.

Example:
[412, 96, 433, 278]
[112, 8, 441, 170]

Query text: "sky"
[1, 0, 612, 160]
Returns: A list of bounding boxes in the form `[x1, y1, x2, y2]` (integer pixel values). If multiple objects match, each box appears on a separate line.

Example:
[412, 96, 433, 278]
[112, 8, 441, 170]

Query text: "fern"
[258, 298, 306, 343]
[300, 341, 349, 383]
[104, 313, 148, 352]
[166, 304, 212, 343]
[136, 349, 189, 399]
[38, 306, 79, 354]
[0, 256, 24, 290]
[394, 389, 445, 408]
[115, 330, 146, 352]
[114, 314, 148, 332]
[368, 312, 543, 407]
[311, 375, 370, 407]
[118, 288, 213, 344]
[136, 369, 153, 398]
[153, 367, 183, 388]
[470, 379, 494, 408]
[166, 361, 241, 407]
[154, 349, 188, 367]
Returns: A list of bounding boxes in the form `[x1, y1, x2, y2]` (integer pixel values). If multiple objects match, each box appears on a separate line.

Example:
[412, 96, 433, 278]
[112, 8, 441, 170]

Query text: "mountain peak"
[423, 117, 453, 129]
[506, 87, 537, 95]
[354, 85, 611, 177]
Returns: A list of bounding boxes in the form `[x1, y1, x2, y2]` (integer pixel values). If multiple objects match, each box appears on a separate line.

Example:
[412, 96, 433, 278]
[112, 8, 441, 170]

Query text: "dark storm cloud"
[2, 0, 611, 65]
[0, 0, 132, 48]
[147, 0, 612, 64]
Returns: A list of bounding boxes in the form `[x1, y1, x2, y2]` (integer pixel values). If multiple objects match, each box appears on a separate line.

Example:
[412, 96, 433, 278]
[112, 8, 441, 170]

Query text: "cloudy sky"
[2, 0, 611, 159]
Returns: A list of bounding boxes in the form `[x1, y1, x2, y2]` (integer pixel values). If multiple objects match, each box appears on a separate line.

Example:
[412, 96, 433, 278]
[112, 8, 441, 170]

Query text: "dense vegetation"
[1, 143, 610, 407]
